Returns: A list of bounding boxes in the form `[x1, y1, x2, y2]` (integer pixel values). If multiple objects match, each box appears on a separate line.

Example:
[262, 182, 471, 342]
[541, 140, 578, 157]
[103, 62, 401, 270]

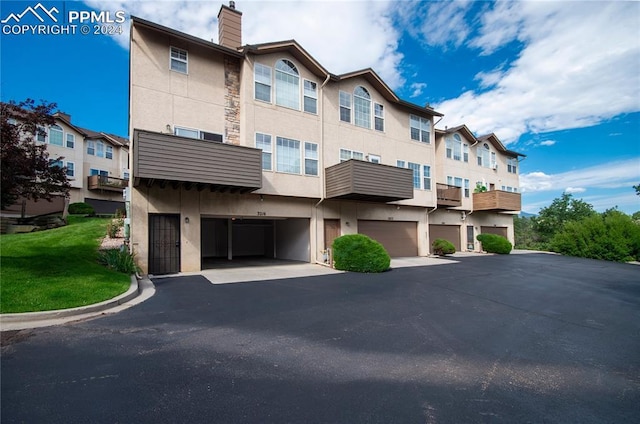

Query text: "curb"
[0, 275, 155, 330]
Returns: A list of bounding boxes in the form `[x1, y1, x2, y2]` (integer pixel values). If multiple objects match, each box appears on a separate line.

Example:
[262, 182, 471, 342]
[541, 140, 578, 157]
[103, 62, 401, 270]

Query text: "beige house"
[2, 112, 129, 217]
[129, 3, 524, 274]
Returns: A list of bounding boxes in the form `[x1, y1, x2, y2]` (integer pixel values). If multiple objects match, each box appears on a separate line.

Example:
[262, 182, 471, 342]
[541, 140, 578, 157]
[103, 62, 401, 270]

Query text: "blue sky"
[2, 0, 639, 214]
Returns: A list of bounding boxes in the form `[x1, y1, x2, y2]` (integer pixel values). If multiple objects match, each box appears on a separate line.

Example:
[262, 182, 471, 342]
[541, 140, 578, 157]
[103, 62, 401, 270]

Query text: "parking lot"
[2, 252, 639, 423]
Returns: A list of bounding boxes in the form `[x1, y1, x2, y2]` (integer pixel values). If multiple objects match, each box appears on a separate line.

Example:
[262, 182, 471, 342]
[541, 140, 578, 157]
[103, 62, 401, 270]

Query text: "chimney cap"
[229, 1, 235, 9]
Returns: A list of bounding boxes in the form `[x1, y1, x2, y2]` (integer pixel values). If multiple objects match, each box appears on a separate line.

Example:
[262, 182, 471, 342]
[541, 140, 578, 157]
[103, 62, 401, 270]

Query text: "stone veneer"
[224, 57, 241, 145]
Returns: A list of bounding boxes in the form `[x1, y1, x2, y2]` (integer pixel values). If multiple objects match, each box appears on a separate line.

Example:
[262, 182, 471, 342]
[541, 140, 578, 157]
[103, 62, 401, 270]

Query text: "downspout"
[315, 73, 332, 266]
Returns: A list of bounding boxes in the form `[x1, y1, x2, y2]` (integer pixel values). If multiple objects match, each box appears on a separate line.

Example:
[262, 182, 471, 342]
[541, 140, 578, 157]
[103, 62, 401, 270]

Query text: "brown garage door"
[429, 224, 461, 251]
[358, 220, 418, 257]
[481, 226, 508, 238]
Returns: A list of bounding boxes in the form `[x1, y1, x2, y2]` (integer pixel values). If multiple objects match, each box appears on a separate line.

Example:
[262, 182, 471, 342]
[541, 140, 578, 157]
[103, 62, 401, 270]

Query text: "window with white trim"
[463, 143, 469, 162]
[464, 179, 470, 197]
[49, 124, 63, 146]
[410, 115, 430, 143]
[447, 176, 463, 189]
[368, 154, 381, 164]
[36, 126, 46, 143]
[501, 186, 518, 193]
[256, 133, 272, 171]
[51, 159, 63, 169]
[340, 148, 364, 162]
[275, 59, 300, 110]
[87, 140, 95, 155]
[90, 168, 109, 178]
[339, 91, 351, 123]
[254, 63, 272, 102]
[170, 47, 188, 73]
[303, 80, 317, 114]
[491, 151, 497, 169]
[276, 136, 301, 174]
[374, 103, 384, 132]
[478, 143, 491, 167]
[507, 157, 518, 174]
[175, 126, 223, 142]
[66, 133, 75, 148]
[96, 141, 105, 158]
[66, 162, 75, 178]
[398, 160, 431, 190]
[423, 165, 431, 190]
[446, 133, 467, 162]
[304, 142, 318, 176]
[106, 145, 113, 160]
[353, 86, 371, 129]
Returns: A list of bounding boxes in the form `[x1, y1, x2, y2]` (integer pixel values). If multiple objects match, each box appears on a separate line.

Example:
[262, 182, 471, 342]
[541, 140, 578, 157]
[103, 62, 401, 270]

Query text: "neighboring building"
[1, 112, 129, 217]
[129, 3, 523, 274]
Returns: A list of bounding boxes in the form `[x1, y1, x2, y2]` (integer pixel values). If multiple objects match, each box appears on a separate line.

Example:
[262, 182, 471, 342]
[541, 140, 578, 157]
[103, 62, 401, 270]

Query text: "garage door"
[481, 226, 508, 238]
[429, 224, 461, 251]
[358, 220, 418, 257]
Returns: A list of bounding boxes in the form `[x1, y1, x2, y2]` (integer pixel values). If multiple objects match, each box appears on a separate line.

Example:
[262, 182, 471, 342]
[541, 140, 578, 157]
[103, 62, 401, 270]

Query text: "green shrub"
[97, 248, 139, 274]
[432, 238, 455, 255]
[68, 202, 95, 215]
[477, 233, 512, 254]
[332, 234, 390, 273]
[551, 210, 640, 262]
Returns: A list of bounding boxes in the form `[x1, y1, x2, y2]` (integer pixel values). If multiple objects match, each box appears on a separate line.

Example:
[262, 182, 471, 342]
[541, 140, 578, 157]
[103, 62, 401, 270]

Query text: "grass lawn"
[0, 216, 131, 313]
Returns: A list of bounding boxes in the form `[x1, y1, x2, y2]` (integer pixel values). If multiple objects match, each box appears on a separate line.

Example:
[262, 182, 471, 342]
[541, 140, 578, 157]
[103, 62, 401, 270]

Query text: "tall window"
[276, 136, 300, 174]
[410, 115, 430, 143]
[36, 126, 46, 142]
[66, 133, 75, 148]
[446, 133, 465, 161]
[447, 176, 463, 188]
[106, 145, 113, 160]
[66, 162, 75, 178]
[463, 143, 469, 162]
[340, 148, 364, 162]
[256, 133, 272, 170]
[275, 59, 300, 110]
[339, 91, 351, 123]
[304, 142, 318, 176]
[374, 103, 384, 132]
[507, 157, 518, 174]
[254, 63, 272, 102]
[87, 140, 95, 155]
[491, 152, 497, 169]
[478, 143, 491, 167]
[408, 162, 421, 189]
[464, 179, 470, 197]
[353, 86, 371, 129]
[49, 124, 63, 146]
[303, 80, 317, 114]
[423, 165, 431, 190]
[170, 47, 188, 73]
[96, 141, 105, 158]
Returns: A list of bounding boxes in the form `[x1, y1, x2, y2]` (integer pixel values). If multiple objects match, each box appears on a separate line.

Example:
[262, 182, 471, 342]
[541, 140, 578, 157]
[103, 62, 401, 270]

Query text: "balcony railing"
[88, 175, 128, 192]
[473, 190, 521, 212]
[436, 183, 462, 207]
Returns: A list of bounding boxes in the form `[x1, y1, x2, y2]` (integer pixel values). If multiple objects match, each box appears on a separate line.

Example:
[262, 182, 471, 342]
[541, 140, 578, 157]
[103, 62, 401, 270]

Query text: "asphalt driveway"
[2, 253, 639, 423]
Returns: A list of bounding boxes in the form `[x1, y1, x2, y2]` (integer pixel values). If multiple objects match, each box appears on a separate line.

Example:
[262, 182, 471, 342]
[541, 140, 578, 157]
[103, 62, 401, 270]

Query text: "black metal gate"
[149, 214, 180, 274]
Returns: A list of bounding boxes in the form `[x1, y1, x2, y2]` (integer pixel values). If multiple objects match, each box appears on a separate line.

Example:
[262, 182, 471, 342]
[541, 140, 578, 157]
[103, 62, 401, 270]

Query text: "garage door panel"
[358, 220, 417, 257]
[481, 226, 508, 238]
[429, 224, 461, 251]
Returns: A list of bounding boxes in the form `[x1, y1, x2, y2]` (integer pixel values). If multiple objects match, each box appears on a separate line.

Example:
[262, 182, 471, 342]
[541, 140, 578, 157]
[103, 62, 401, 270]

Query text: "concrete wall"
[275, 219, 310, 262]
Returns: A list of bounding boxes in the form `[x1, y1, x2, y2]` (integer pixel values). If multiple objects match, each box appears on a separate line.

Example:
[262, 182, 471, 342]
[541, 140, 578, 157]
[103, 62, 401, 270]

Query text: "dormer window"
[275, 59, 300, 110]
[446, 133, 467, 162]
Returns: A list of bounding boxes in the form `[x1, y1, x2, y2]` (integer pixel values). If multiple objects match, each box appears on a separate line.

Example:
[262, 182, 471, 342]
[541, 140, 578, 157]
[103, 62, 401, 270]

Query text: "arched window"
[49, 124, 63, 146]
[354, 86, 371, 128]
[275, 59, 300, 110]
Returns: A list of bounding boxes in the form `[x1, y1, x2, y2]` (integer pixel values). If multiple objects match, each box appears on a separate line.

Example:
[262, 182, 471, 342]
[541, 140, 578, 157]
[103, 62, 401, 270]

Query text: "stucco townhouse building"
[128, 2, 524, 274]
[2, 111, 129, 218]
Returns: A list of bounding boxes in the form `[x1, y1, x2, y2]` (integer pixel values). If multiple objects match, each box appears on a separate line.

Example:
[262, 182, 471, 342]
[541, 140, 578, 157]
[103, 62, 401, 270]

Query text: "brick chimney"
[218, 1, 242, 49]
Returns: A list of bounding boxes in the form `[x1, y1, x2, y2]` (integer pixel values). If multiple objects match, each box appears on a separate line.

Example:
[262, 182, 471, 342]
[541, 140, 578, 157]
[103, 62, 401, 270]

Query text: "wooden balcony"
[473, 190, 521, 212]
[325, 160, 414, 203]
[133, 129, 262, 193]
[88, 175, 128, 192]
[436, 183, 462, 207]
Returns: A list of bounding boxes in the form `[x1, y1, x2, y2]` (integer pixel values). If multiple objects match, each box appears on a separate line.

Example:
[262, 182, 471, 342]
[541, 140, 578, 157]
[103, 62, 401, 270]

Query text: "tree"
[532, 193, 597, 245]
[634, 184, 640, 196]
[1, 99, 70, 210]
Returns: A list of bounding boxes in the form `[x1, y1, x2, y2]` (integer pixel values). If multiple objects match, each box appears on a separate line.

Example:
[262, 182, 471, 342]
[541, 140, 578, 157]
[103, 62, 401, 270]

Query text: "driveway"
[2, 253, 639, 423]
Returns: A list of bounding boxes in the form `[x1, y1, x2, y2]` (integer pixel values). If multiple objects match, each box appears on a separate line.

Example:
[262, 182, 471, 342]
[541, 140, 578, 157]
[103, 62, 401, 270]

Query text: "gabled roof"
[53, 112, 129, 147]
[243, 40, 329, 79]
[477, 133, 525, 158]
[437, 124, 478, 143]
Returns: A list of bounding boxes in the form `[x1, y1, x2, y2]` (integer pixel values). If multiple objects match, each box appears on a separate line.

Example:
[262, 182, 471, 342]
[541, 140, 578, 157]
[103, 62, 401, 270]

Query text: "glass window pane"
[49, 125, 63, 146]
[276, 137, 300, 174]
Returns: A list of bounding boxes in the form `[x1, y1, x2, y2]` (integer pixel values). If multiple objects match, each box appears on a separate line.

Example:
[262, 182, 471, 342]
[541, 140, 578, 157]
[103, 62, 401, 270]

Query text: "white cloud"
[397, 0, 473, 49]
[434, 1, 640, 143]
[538, 140, 556, 147]
[565, 187, 586, 194]
[86, 0, 406, 89]
[520, 159, 640, 193]
[409, 82, 427, 98]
